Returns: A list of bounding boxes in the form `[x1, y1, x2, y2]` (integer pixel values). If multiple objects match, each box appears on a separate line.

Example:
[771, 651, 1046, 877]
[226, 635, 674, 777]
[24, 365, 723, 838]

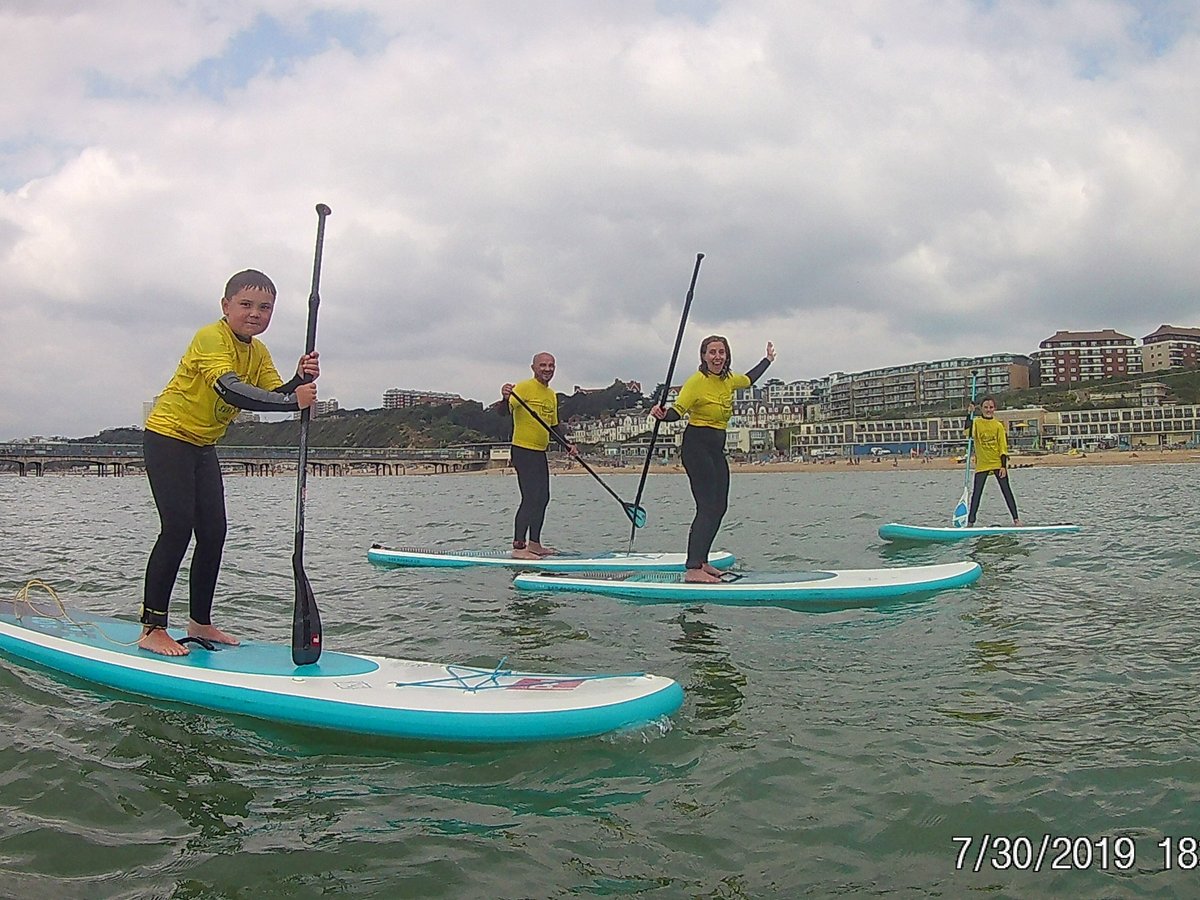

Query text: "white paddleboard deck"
[879, 522, 1081, 543]
[513, 561, 981, 603]
[0, 601, 683, 743]
[368, 544, 736, 572]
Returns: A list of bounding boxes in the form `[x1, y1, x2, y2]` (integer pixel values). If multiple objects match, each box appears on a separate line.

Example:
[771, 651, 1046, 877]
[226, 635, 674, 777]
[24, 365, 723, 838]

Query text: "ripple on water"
[3, 466, 1200, 896]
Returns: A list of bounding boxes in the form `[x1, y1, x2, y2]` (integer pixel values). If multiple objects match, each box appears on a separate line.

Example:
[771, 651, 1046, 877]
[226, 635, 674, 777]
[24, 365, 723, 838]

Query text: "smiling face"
[221, 287, 276, 340]
[980, 398, 997, 417]
[701, 337, 729, 375]
[531, 352, 556, 385]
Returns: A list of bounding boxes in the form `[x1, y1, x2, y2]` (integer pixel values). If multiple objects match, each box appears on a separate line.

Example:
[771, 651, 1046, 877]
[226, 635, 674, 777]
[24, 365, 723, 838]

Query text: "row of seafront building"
[737, 324, 1200, 423]
[785, 382, 1200, 459]
[566, 368, 1200, 461]
[377, 324, 1199, 422]
[117, 326, 1199, 460]
[208, 324, 1200, 438]
[566, 324, 1200, 452]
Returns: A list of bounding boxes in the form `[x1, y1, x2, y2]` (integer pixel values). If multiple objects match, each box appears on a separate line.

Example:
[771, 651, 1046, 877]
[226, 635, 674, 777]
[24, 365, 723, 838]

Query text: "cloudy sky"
[2, 0, 1197, 440]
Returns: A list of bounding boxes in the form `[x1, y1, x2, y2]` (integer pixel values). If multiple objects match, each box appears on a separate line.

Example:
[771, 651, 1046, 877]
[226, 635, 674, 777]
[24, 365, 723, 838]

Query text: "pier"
[0, 442, 499, 477]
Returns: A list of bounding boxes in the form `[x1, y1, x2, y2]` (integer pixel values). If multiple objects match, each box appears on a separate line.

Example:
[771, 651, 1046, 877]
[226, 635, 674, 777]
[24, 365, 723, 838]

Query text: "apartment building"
[382, 388, 463, 409]
[1033, 329, 1142, 385]
[568, 410, 672, 448]
[730, 400, 805, 429]
[789, 399, 1200, 457]
[290, 399, 339, 421]
[736, 377, 827, 406]
[825, 354, 1031, 420]
[1141, 325, 1200, 372]
[1043, 400, 1200, 448]
[789, 412, 1004, 458]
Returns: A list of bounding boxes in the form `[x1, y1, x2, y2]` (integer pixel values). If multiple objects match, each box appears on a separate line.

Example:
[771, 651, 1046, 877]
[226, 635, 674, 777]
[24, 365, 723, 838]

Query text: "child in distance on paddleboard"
[139, 269, 320, 656]
[650, 336, 776, 583]
[964, 396, 1021, 527]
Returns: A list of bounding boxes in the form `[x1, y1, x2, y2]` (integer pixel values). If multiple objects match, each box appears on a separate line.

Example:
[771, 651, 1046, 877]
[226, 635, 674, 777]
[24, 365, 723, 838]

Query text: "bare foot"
[1012, 518, 1023, 527]
[527, 542, 558, 556]
[701, 563, 722, 577]
[188, 621, 240, 646]
[511, 548, 542, 560]
[684, 568, 721, 584]
[139, 627, 189, 656]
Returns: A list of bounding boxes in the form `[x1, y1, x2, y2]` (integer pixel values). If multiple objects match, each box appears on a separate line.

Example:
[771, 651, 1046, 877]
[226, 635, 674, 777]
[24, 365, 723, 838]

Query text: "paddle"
[291, 202, 330, 665]
[628, 253, 704, 549]
[952, 369, 979, 528]
[509, 391, 647, 527]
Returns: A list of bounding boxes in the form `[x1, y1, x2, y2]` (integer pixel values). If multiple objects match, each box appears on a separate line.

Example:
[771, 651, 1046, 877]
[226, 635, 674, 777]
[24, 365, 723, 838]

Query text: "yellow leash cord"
[11, 579, 142, 647]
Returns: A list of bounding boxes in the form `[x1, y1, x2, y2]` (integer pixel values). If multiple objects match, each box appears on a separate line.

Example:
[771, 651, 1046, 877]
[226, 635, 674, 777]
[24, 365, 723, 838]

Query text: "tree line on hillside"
[83, 379, 648, 448]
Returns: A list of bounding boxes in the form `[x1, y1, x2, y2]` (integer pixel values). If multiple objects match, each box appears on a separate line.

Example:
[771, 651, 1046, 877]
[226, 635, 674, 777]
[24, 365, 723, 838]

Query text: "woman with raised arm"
[650, 336, 775, 583]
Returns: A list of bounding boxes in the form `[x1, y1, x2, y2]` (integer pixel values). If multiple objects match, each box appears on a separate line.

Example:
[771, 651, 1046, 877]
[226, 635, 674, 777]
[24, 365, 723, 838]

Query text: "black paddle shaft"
[509, 390, 645, 525]
[628, 253, 704, 546]
[292, 202, 330, 665]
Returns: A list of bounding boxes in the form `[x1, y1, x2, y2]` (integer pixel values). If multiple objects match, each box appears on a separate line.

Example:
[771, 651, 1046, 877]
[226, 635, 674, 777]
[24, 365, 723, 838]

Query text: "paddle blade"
[952, 491, 969, 528]
[625, 504, 648, 528]
[291, 554, 323, 665]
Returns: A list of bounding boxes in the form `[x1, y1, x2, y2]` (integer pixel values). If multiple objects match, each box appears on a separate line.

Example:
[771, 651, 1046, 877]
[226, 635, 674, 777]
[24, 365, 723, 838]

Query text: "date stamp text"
[953, 835, 1200, 873]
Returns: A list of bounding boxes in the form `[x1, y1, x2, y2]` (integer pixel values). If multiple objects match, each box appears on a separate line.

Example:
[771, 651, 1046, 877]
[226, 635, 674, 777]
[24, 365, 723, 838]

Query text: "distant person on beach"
[650, 336, 776, 583]
[501, 352, 578, 559]
[965, 396, 1021, 526]
[139, 269, 320, 656]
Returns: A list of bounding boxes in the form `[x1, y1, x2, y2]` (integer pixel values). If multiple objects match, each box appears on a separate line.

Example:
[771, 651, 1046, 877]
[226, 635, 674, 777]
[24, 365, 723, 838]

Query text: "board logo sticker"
[507, 678, 584, 691]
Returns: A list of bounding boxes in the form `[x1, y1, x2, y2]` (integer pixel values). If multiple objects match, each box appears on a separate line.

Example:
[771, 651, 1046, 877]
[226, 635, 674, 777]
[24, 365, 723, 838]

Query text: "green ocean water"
[1, 463, 1198, 898]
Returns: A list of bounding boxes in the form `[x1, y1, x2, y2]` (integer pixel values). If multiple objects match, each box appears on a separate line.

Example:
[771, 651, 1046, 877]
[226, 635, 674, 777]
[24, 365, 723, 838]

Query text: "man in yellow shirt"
[964, 396, 1021, 526]
[501, 352, 577, 559]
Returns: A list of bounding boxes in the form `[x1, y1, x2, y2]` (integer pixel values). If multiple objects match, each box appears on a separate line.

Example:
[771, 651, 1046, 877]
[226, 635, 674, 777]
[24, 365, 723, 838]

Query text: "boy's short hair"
[224, 269, 277, 299]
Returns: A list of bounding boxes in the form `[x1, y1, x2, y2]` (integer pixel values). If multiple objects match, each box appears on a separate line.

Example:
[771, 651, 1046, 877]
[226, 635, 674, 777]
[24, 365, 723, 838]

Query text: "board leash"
[11, 580, 141, 647]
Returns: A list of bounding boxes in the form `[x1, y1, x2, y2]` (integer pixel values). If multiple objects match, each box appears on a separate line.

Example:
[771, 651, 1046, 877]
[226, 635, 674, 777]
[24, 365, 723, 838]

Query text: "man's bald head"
[531, 352, 556, 385]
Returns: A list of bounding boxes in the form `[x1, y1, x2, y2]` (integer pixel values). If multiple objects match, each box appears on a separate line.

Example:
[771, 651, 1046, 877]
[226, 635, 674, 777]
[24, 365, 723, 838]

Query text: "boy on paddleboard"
[501, 352, 578, 559]
[139, 269, 320, 656]
[964, 396, 1021, 527]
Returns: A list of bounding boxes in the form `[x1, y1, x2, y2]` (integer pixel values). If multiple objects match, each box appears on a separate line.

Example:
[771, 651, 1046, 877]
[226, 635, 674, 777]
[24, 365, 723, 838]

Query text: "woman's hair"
[698, 335, 732, 378]
[224, 269, 277, 300]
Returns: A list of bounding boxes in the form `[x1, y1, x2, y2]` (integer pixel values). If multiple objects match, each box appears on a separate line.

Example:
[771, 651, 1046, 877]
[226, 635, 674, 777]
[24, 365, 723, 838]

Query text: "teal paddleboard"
[879, 522, 1081, 543]
[513, 561, 981, 604]
[0, 600, 683, 743]
[368, 545, 735, 571]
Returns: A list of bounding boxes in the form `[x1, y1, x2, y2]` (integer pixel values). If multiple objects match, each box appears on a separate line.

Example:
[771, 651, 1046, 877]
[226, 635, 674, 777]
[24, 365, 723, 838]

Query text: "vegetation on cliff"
[76, 372, 1200, 448]
[85, 379, 647, 448]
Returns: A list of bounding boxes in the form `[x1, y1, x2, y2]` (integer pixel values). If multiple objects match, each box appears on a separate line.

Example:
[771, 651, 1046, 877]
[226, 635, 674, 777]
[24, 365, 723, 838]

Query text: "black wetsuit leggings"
[512, 446, 550, 545]
[967, 468, 1018, 524]
[141, 430, 227, 628]
[681, 425, 730, 569]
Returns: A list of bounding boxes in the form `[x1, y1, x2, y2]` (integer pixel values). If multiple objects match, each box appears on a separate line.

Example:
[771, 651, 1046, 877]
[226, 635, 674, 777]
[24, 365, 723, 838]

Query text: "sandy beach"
[529, 447, 1200, 477]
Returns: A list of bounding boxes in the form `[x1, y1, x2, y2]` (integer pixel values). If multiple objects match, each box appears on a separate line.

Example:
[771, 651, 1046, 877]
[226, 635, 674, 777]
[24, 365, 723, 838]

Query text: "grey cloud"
[2, 0, 1198, 439]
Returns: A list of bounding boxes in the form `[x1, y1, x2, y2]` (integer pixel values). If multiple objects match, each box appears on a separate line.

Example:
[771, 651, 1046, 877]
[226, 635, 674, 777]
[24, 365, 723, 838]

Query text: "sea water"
[1, 464, 1198, 898]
